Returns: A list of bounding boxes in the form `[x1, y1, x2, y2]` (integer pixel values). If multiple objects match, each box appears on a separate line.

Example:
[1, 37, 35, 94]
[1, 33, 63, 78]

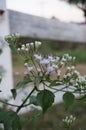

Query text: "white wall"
[0, 0, 13, 98]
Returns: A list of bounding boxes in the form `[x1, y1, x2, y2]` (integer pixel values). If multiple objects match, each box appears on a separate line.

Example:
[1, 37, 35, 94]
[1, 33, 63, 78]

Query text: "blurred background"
[1, 0, 86, 129]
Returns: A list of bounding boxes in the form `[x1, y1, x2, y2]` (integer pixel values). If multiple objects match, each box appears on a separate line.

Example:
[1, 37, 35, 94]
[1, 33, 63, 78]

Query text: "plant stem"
[0, 99, 19, 107]
[16, 87, 35, 113]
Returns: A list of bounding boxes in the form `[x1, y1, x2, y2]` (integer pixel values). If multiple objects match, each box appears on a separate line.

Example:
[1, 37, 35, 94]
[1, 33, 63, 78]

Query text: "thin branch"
[16, 87, 35, 113]
[0, 99, 19, 107]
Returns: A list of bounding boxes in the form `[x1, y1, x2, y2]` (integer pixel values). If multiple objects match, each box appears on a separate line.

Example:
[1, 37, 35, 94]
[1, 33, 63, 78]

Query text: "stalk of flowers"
[17, 41, 42, 58]
[5, 34, 85, 94]
[62, 115, 76, 128]
[18, 41, 78, 90]
[5, 33, 20, 49]
[62, 65, 86, 94]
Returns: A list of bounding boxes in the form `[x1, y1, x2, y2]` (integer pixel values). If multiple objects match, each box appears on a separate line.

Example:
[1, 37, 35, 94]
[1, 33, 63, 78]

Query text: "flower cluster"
[63, 65, 86, 93]
[62, 115, 76, 127]
[5, 33, 20, 45]
[7, 39, 84, 97]
[23, 53, 76, 81]
[16, 41, 86, 93]
[17, 41, 41, 51]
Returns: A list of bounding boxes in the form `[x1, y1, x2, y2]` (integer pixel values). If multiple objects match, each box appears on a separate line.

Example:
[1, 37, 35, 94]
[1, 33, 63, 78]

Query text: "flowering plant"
[0, 34, 86, 130]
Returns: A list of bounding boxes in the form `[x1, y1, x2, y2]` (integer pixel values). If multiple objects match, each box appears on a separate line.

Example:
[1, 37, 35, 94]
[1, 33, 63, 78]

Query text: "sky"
[6, 0, 84, 22]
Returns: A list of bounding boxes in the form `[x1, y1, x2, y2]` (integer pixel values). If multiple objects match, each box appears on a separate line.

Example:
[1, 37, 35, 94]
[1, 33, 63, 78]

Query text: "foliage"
[63, 0, 86, 4]
[0, 34, 86, 129]
[21, 101, 86, 130]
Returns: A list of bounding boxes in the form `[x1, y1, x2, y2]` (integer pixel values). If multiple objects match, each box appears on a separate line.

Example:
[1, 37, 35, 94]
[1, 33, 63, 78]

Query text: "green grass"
[56, 48, 86, 63]
[21, 101, 86, 130]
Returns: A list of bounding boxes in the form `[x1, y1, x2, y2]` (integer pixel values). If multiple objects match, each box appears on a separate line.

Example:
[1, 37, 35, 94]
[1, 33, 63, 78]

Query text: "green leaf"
[37, 89, 55, 113]
[0, 108, 21, 130]
[77, 95, 86, 102]
[29, 96, 38, 106]
[16, 75, 32, 89]
[50, 80, 62, 87]
[11, 89, 17, 99]
[63, 92, 75, 110]
[9, 44, 17, 53]
[0, 49, 2, 54]
[49, 80, 57, 86]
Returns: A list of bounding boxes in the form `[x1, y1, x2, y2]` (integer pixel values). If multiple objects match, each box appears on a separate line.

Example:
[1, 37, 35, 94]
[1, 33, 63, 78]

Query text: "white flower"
[57, 70, 61, 76]
[34, 54, 42, 60]
[62, 115, 76, 125]
[24, 63, 28, 67]
[27, 67, 33, 72]
[61, 57, 67, 62]
[25, 48, 29, 51]
[74, 70, 80, 76]
[40, 59, 50, 65]
[71, 66, 75, 69]
[70, 79, 75, 84]
[56, 56, 60, 61]
[37, 68, 41, 72]
[21, 45, 25, 50]
[67, 67, 71, 70]
[63, 74, 67, 79]
[35, 41, 41, 46]
[26, 43, 30, 47]
[15, 33, 20, 37]
[73, 57, 76, 60]
[22, 44, 25, 48]
[48, 55, 56, 62]
[67, 73, 71, 77]
[67, 66, 75, 70]
[52, 64, 58, 69]
[47, 66, 55, 73]
[17, 48, 20, 51]
[30, 42, 34, 46]
[60, 61, 64, 65]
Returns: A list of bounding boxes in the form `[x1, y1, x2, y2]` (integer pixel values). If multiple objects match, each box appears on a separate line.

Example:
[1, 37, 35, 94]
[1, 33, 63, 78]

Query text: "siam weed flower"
[48, 55, 56, 62]
[26, 43, 30, 47]
[34, 54, 42, 60]
[35, 41, 42, 48]
[40, 58, 50, 65]
[17, 48, 21, 51]
[27, 67, 33, 72]
[37, 68, 41, 72]
[57, 70, 61, 76]
[24, 62, 28, 67]
[62, 115, 76, 127]
[47, 66, 55, 73]
[30, 42, 34, 46]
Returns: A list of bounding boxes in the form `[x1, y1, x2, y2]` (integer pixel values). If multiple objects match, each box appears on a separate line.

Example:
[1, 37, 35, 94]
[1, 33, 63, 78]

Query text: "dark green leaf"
[16, 75, 32, 89]
[9, 44, 16, 52]
[37, 89, 55, 113]
[29, 96, 38, 106]
[0, 49, 2, 54]
[0, 108, 21, 130]
[11, 89, 17, 99]
[63, 92, 75, 110]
